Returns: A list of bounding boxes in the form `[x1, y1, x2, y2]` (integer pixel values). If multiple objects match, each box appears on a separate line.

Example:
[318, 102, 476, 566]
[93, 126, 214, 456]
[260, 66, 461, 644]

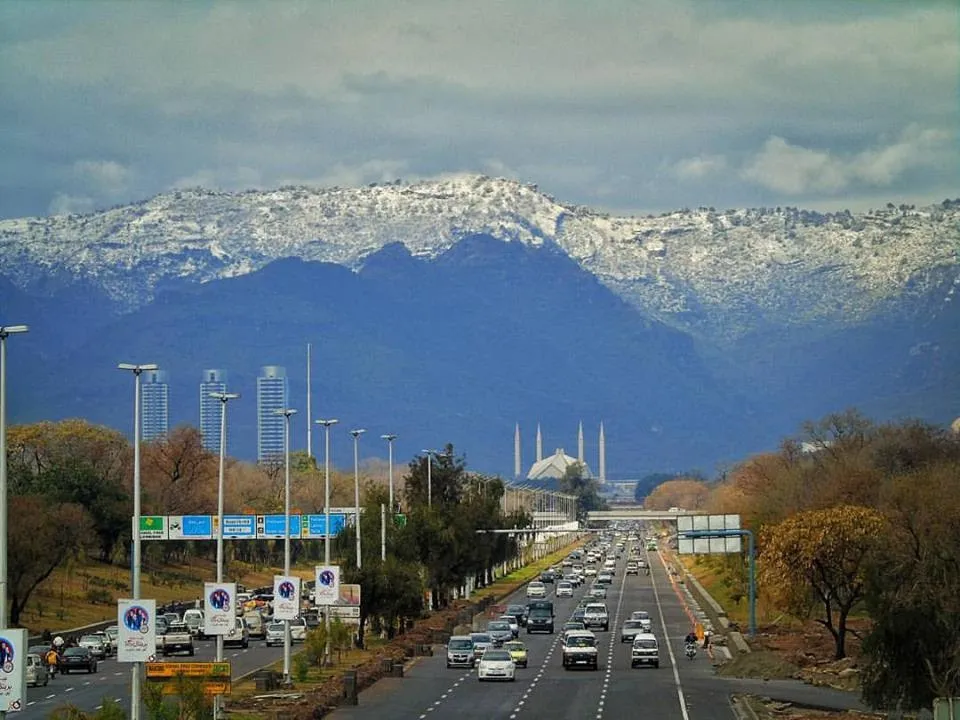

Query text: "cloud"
[48, 193, 95, 216]
[70, 160, 132, 196]
[740, 125, 951, 195]
[672, 155, 728, 182]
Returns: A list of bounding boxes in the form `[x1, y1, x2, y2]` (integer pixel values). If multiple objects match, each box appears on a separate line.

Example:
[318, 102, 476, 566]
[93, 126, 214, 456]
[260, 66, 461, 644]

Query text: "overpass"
[586, 508, 695, 522]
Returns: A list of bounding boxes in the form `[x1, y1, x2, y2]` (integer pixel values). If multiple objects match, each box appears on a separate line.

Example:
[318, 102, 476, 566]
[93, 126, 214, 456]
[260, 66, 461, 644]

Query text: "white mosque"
[514, 421, 607, 483]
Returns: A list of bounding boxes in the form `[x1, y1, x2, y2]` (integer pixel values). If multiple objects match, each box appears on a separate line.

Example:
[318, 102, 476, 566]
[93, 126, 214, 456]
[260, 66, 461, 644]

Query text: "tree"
[559, 462, 606, 520]
[643, 478, 710, 511]
[758, 505, 886, 659]
[141, 426, 217, 515]
[633, 473, 680, 503]
[7, 496, 87, 626]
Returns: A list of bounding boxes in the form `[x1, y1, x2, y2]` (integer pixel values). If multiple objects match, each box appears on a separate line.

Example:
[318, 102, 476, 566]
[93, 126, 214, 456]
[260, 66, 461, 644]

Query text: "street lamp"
[314, 419, 338, 666]
[350, 429, 366, 569]
[209, 390, 239, 719]
[380, 434, 397, 513]
[274, 408, 297, 686]
[118, 361, 158, 720]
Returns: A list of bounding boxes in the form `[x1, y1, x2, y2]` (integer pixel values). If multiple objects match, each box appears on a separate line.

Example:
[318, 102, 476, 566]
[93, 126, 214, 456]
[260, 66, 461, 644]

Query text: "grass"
[20, 556, 316, 635]
[676, 554, 781, 627]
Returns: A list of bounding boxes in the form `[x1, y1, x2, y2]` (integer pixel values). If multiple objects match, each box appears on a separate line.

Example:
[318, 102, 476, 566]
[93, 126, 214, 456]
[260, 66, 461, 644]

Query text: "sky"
[1, 0, 957, 220]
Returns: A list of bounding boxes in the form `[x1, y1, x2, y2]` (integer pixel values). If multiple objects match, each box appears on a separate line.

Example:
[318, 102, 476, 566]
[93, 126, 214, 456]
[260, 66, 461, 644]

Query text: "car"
[631, 633, 660, 668]
[446, 636, 476, 668]
[26, 653, 49, 687]
[476, 649, 516, 682]
[647, 541, 657, 551]
[596, 571, 613, 585]
[583, 603, 609, 631]
[561, 622, 586, 644]
[60, 646, 98, 674]
[183, 608, 205, 638]
[555, 581, 574, 598]
[584, 566, 597, 577]
[243, 610, 267, 639]
[506, 604, 529, 627]
[103, 625, 120, 653]
[561, 630, 599, 670]
[571, 606, 586, 623]
[225, 617, 250, 648]
[265, 621, 285, 647]
[626, 561, 639, 575]
[620, 619, 647, 643]
[78, 634, 107, 660]
[526, 602, 554, 634]
[155, 616, 169, 638]
[539, 570, 556, 584]
[469, 632, 494, 659]
[159, 622, 195, 657]
[589, 584, 607, 599]
[486, 620, 514, 647]
[526, 581, 547, 599]
[630, 610, 652, 632]
[163, 612, 181, 625]
[503, 640, 528, 668]
[498, 614, 520, 637]
[563, 574, 581, 588]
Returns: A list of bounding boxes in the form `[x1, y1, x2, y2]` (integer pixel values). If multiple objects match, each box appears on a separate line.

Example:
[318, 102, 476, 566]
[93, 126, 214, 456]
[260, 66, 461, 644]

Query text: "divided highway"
[330, 544, 729, 720]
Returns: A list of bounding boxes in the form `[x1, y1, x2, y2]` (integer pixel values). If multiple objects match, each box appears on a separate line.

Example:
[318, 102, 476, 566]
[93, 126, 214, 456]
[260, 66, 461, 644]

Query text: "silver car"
[486, 620, 513, 647]
[265, 621, 285, 646]
[469, 632, 494, 659]
[620, 619, 647, 643]
[78, 634, 107, 659]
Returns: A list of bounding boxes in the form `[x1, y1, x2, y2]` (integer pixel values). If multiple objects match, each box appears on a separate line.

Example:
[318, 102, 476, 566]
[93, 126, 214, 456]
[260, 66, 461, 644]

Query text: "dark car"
[571, 607, 586, 623]
[539, 570, 556, 584]
[60, 647, 98, 674]
[506, 604, 529, 627]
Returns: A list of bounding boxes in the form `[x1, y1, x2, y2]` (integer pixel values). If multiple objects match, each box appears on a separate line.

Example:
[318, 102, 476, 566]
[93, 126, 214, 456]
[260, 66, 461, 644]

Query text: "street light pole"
[315, 418, 338, 667]
[275, 408, 297, 686]
[381, 434, 397, 513]
[0, 325, 27, 637]
[209, 390, 238, 720]
[118, 361, 158, 720]
[350, 429, 366, 569]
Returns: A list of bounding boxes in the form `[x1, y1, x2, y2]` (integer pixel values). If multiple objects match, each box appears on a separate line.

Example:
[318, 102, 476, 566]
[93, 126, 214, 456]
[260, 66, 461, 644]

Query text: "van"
[446, 635, 475, 668]
[182, 609, 204, 638]
[243, 610, 266, 639]
[630, 633, 659, 668]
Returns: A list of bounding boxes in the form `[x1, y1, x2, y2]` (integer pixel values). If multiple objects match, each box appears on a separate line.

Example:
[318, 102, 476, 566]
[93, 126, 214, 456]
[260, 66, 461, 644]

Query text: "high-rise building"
[257, 365, 288, 462]
[141, 370, 169, 441]
[199, 369, 227, 454]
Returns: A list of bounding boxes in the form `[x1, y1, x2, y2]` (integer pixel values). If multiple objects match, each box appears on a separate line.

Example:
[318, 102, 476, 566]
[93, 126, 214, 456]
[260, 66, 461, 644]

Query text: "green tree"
[559, 462, 606, 520]
[758, 505, 886, 659]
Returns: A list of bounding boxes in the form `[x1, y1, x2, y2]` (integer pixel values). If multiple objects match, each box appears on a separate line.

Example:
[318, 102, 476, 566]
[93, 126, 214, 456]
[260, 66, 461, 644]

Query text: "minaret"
[599, 422, 606, 483]
[536, 423, 543, 462]
[514, 423, 522, 478]
[577, 420, 584, 463]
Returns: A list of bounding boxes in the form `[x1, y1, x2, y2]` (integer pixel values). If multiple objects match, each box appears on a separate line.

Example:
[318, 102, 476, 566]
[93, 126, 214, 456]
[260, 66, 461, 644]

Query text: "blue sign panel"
[221, 514, 256, 539]
[305, 514, 346, 538]
[168, 515, 213, 539]
[260, 514, 302, 539]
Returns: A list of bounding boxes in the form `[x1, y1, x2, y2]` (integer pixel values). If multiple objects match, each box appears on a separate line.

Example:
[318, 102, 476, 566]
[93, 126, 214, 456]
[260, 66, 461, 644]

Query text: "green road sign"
[394, 513, 407, 528]
[139, 516, 167, 540]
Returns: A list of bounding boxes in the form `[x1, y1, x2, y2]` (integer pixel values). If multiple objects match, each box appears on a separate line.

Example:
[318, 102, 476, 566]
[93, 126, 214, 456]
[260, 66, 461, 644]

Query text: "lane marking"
[650, 548, 692, 720]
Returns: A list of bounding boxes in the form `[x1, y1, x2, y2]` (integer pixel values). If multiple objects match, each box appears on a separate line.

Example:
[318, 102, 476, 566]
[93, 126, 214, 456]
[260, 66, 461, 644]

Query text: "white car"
[526, 581, 547, 599]
[498, 615, 520, 637]
[556, 581, 573, 598]
[584, 566, 597, 577]
[630, 610, 652, 632]
[477, 648, 516, 682]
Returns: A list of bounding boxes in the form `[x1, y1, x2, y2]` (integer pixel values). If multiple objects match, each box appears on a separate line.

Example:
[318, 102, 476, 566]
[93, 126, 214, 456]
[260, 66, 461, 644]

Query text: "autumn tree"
[141, 426, 217, 515]
[7, 496, 87, 625]
[758, 505, 886, 659]
[644, 478, 710, 511]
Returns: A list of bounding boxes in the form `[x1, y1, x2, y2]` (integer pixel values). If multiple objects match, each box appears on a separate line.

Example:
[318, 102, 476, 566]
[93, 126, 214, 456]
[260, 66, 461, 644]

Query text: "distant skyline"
[0, 1, 956, 220]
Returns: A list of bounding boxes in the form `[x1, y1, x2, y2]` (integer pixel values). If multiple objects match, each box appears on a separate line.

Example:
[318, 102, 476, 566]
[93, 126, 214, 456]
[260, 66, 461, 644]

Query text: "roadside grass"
[675, 554, 783, 627]
[20, 557, 316, 635]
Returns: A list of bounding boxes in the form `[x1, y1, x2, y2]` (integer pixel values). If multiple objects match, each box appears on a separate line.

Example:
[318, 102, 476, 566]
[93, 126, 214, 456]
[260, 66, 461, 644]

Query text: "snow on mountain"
[1, 175, 957, 340]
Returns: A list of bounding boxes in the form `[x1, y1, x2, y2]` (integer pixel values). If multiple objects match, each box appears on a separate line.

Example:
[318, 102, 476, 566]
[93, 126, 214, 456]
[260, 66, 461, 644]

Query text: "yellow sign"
[146, 662, 231, 679]
[156, 681, 231, 696]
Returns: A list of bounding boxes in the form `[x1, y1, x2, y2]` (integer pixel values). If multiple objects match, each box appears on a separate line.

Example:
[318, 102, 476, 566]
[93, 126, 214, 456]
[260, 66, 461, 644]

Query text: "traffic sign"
[258, 514, 302, 539]
[168, 515, 212, 540]
[139, 516, 167, 540]
[217, 515, 256, 539]
[394, 513, 407, 528]
[303, 514, 346, 538]
[146, 662, 231, 679]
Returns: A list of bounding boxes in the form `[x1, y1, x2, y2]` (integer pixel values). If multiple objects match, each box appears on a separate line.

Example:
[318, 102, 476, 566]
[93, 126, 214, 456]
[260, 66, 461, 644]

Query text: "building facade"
[199, 369, 228, 454]
[257, 365, 288, 462]
[141, 370, 169, 442]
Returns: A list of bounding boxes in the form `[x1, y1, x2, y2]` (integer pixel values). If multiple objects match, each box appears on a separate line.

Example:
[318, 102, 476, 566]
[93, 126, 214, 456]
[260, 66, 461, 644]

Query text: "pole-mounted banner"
[203, 583, 236, 636]
[314, 565, 340, 606]
[0, 628, 26, 712]
[272, 576, 301, 621]
[117, 599, 157, 663]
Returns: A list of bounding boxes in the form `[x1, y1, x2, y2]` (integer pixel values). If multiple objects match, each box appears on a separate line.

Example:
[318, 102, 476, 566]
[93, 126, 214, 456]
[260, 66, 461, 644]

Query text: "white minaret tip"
[598, 421, 606, 484]
[536, 423, 543, 462]
[577, 420, 584, 463]
[514, 423, 521, 478]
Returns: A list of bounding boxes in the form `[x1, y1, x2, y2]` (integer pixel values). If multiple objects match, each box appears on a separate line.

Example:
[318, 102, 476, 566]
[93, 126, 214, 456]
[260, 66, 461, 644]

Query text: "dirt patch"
[736, 695, 883, 719]
[717, 650, 800, 680]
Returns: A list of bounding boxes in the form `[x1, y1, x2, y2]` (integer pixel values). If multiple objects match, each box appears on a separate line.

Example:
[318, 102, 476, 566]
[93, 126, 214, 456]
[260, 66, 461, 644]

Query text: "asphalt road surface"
[20, 635, 287, 719]
[329, 544, 869, 720]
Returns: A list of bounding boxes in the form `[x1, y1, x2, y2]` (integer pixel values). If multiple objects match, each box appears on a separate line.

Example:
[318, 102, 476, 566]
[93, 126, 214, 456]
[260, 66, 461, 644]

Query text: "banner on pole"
[272, 576, 301, 620]
[0, 628, 26, 712]
[314, 565, 340, 606]
[203, 583, 236, 635]
[117, 599, 157, 663]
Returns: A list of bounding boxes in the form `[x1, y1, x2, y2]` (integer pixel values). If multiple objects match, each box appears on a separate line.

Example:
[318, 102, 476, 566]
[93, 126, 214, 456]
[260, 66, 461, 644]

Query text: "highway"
[328, 544, 868, 720]
[19, 635, 286, 719]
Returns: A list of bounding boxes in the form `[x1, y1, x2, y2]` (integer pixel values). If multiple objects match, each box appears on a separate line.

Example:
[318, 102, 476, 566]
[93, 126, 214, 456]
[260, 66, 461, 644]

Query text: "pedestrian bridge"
[586, 508, 694, 522]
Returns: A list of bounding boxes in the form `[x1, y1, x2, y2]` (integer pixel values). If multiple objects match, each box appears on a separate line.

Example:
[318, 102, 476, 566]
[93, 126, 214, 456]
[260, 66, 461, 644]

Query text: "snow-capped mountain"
[2, 175, 957, 343]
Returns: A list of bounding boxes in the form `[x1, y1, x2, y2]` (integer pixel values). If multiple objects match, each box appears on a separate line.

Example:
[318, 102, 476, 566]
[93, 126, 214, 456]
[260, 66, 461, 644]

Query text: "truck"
[582, 603, 609, 631]
[159, 622, 195, 657]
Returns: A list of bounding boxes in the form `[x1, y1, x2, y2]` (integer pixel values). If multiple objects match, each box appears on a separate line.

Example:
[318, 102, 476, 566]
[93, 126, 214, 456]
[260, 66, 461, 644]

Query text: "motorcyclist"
[684, 631, 698, 646]
[45, 647, 60, 674]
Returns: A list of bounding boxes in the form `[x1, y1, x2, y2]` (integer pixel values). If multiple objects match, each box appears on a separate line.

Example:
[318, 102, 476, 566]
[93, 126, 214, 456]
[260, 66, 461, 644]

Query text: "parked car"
[26, 653, 49, 687]
[60, 647, 98, 674]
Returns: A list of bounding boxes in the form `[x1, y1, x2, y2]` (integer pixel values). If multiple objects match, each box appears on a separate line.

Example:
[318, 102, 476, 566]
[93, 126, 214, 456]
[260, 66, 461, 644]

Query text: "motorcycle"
[684, 642, 697, 660]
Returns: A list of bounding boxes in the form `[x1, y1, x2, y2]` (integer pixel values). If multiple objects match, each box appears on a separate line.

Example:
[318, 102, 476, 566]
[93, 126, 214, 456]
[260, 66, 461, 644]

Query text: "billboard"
[203, 582, 236, 635]
[338, 583, 361, 607]
[314, 565, 340, 606]
[117, 599, 157, 663]
[0, 628, 26, 712]
[272, 576, 301, 621]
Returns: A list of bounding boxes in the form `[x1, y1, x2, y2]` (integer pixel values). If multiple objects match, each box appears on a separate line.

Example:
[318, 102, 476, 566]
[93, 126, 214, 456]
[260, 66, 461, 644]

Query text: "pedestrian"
[703, 630, 711, 649]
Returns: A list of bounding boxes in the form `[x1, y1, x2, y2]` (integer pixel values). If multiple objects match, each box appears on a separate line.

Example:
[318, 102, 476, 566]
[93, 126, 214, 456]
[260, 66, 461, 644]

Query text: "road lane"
[20, 636, 288, 719]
